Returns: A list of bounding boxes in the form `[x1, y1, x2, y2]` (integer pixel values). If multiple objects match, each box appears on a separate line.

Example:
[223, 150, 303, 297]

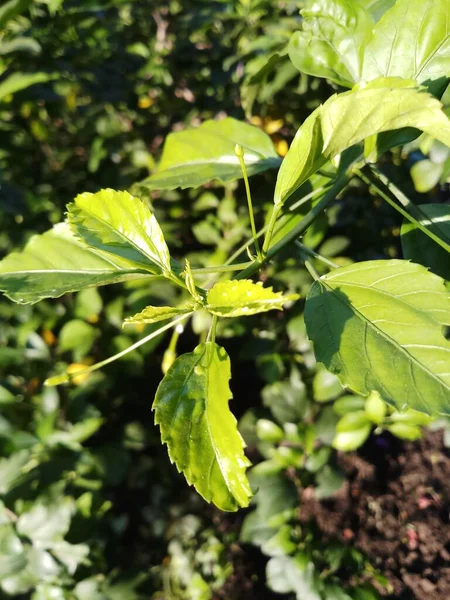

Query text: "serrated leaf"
[123, 303, 196, 326]
[289, 0, 450, 90]
[0, 223, 149, 304]
[206, 280, 299, 317]
[153, 342, 252, 511]
[275, 80, 450, 205]
[67, 189, 172, 274]
[305, 260, 450, 415]
[401, 204, 450, 280]
[139, 117, 280, 191]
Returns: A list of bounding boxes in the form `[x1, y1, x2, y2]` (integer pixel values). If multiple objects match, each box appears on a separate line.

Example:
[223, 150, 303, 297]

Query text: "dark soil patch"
[299, 430, 450, 599]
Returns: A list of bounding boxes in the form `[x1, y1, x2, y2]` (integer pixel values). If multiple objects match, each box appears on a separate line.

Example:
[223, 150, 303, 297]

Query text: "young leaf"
[67, 189, 172, 274]
[289, 0, 450, 90]
[153, 342, 252, 511]
[275, 81, 450, 205]
[0, 223, 149, 304]
[304, 260, 450, 415]
[123, 303, 197, 326]
[206, 280, 299, 317]
[362, 0, 450, 88]
[401, 204, 450, 280]
[182, 259, 203, 303]
[139, 117, 281, 191]
[289, 0, 375, 87]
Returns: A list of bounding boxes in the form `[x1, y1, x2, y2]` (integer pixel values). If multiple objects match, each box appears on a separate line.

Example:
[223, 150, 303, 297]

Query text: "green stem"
[235, 144, 263, 261]
[262, 204, 282, 254]
[304, 259, 320, 281]
[295, 241, 339, 269]
[191, 262, 252, 274]
[207, 314, 218, 345]
[357, 165, 450, 254]
[234, 172, 351, 281]
[45, 313, 192, 386]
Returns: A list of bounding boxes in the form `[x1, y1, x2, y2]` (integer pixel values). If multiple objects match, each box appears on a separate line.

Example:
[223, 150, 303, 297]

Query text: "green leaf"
[153, 342, 252, 511]
[387, 422, 423, 440]
[0, 508, 27, 583]
[0, 0, 33, 29]
[365, 390, 387, 424]
[315, 464, 346, 498]
[289, 0, 450, 90]
[289, 0, 375, 87]
[410, 159, 443, 192]
[17, 498, 74, 546]
[0, 72, 56, 101]
[139, 117, 280, 191]
[362, 0, 450, 87]
[275, 81, 450, 205]
[67, 189, 172, 274]
[206, 280, 299, 317]
[0, 223, 149, 304]
[305, 259, 450, 415]
[313, 364, 343, 402]
[401, 204, 450, 280]
[0, 451, 32, 494]
[59, 319, 100, 358]
[266, 557, 321, 600]
[333, 412, 372, 451]
[123, 303, 196, 326]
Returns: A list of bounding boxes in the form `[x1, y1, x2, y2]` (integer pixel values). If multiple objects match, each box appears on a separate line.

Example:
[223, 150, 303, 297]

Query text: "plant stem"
[357, 165, 450, 254]
[262, 204, 282, 254]
[235, 144, 263, 261]
[44, 313, 192, 386]
[295, 241, 339, 269]
[234, 172, 351, 280]
[304, 259, 320, 281]
[191, 262, 252, 274]
[207, 314, 218, 345]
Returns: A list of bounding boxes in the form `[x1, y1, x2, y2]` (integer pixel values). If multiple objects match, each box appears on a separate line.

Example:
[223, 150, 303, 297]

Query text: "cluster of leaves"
[0, 0, 450, 598]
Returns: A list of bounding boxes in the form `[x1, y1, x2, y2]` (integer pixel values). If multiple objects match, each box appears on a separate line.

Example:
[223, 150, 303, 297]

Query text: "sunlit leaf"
[140, 117, 281, 191]
[275, 80, 450, 205]
[401, 204, 450, 280]
[289, 0, 450, 91]
[67, 189, 172, 274]
[289, 0, 374, 87]
[153, 342, 252, 511]
[123, 303, 196, 327]
[206, 280, 299, 317]
[0, 223, 149, 304]
[305, 260, 450, 415]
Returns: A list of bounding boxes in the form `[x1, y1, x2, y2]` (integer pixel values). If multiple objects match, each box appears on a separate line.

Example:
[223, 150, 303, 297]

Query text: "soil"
[299, 430, 450, 599]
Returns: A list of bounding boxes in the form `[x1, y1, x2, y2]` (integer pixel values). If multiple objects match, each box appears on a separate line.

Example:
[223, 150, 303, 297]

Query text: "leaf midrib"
[73, 203, 166, 273]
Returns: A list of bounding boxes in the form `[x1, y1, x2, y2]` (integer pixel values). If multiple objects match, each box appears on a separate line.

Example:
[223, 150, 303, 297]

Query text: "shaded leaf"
[123, 303, 196, 326]
[275, 80, 450, 205]
[0, 223, 149, 304]
[206, 280, 298, 317]
[153, 342, 252, 511]
[67, 189, 172, 274]
[305, 260, 450, 415]
[0, 0, 33, 29]
[0, 72, 56, 101]
[140, 117, 280, 191]
[401, 204, 450, 280]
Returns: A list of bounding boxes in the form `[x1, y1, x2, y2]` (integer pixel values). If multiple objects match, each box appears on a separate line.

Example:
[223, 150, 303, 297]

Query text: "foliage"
[0, 0, 449, 598]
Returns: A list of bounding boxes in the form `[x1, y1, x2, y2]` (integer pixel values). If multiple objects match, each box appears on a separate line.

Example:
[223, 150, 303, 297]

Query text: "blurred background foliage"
[0, 0, 448, 599]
